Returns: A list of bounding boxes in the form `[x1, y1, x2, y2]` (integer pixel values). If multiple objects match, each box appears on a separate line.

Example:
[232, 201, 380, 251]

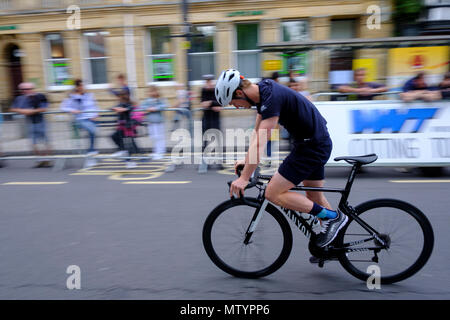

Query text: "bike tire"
[202, 197, 293, 278]
[337, 199, 434, 284]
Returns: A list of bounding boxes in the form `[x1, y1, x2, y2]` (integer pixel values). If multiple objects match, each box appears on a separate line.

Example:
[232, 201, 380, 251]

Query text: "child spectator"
[141, 85, 167, 160]
[111, 90, 140, 169]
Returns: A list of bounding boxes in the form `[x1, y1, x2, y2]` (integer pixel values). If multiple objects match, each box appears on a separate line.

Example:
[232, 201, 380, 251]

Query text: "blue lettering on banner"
[352, 108, 438, 134]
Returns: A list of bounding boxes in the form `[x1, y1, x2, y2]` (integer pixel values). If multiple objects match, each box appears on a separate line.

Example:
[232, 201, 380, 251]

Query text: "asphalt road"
[0, 158, 449, 300]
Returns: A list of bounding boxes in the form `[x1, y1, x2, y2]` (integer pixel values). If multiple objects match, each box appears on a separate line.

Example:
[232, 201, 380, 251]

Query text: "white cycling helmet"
[215, 69, 241, 106]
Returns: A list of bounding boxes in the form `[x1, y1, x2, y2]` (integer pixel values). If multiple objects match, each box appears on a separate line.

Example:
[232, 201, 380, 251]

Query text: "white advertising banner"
[314, 100, 450, 166]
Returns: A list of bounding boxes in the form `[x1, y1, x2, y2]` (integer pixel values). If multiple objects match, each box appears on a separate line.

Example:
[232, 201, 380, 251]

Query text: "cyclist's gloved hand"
[234, 160, 245, 176]
[229, 177, 249, 199]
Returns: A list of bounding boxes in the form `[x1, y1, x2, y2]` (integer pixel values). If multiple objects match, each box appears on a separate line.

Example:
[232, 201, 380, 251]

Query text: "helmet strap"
[236, 88, 256, 107]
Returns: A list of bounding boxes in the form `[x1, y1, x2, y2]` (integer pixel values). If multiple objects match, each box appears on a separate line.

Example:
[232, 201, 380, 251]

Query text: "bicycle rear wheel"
[203, 198, 292, 278]
[338, 199, 434, 284]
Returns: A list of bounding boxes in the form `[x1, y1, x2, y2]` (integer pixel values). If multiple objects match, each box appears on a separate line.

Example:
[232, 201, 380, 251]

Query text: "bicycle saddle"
[334, 153, 378, 165]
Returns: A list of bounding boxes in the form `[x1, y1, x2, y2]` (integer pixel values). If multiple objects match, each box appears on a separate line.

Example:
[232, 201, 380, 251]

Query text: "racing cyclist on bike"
[216, 69, 348, 248]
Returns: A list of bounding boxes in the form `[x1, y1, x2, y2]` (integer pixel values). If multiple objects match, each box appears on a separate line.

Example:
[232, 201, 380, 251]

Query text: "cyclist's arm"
[240, 115, 278, 181]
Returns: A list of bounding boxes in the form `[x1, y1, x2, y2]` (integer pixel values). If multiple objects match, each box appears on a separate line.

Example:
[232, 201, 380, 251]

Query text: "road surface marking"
[389, 179, 450, 183]
[122, 181, 191, 185]
[2, 182, 68, 185]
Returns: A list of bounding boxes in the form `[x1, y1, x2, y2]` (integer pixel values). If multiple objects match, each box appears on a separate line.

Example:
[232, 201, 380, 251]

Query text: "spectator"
[111, 90, 140, 169]
[338, 68, 388, 100]
[438, 72, 450, 100]
[288, 70, 296, 83]
[60, 79, 99, 158]
[297, 77, 313, 101]
[201, 74, 221, 137]
[0, 112, 3, 168]
[287, 79, 298, 91]
[200, 74, 222, 169]
[141, 85, 167, 160]
[109, 73, 131, 98]
[400, 71, 441, 102]
[10, 82, 53, 168]
[172, 83, 191, 132]
[271, 71, 280, 82]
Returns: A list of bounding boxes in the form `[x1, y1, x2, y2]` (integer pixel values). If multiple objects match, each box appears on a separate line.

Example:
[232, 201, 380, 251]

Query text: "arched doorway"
[5, 43, 24, 98]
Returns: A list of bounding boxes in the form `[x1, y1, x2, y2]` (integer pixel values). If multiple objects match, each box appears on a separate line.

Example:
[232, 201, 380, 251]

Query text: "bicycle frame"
[242, 163, 388, 250]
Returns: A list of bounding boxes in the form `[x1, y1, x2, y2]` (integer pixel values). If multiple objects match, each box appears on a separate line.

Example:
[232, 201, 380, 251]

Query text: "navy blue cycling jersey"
[256, 79, 329, 142]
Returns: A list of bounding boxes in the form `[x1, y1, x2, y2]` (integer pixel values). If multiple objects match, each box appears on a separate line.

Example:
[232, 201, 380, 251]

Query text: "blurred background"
[0, 1, 449, 300]
[0, 0, 449, 170]
[0, 0, 448, 104]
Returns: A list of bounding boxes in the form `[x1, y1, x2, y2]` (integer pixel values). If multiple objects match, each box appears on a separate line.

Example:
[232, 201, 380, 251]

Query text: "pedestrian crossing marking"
[390, 179, 450, 183]
[2, 182, 67, 185]
[122, 181, 191, 185]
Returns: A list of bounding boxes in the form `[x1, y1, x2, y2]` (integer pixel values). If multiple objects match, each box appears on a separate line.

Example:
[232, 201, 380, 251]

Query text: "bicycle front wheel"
[203, 198, 292, 278]
[338, 199, 434, 284]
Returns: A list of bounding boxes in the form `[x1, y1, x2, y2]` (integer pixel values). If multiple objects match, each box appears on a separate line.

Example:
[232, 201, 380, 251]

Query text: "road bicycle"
[202, 154, 434, 284]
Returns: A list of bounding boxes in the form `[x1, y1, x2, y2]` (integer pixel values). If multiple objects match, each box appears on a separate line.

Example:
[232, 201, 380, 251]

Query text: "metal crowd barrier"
[0, 106, 264, 173]
[311, 90, 403, 101]
[0, 108, 193, 172]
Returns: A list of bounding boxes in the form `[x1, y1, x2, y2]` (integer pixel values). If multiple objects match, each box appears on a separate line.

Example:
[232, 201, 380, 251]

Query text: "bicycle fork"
[243, 199, 269, 245]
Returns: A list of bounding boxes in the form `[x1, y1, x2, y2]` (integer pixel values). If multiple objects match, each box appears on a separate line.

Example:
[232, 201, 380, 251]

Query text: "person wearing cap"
[215, 69, 347, 250]
[10, 82, 53, 168]
[400, 71, 441, 102]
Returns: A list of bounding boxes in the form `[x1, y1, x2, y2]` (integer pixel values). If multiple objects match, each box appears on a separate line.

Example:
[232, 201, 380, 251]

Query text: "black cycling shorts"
[278, 137, 332, 186]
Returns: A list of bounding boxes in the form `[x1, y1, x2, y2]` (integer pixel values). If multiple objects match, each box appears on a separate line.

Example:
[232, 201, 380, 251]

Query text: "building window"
[235, 23, 260, 79]
[189, 25, 216, 81]
[83, 31, 109, 85]
[281, 20, 309, 42]
[147, 27, 175, 82]
[42, 0, 65, 8]
[330, 19, 356, 39]
[0, 0, 12, 10]
[44, 33, 71, 87]
[281, 21, 309, 77]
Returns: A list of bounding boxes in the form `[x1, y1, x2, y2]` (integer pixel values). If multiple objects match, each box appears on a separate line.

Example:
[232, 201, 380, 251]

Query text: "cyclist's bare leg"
[303, 180, 332, 210]
[265, 172, 315, 213]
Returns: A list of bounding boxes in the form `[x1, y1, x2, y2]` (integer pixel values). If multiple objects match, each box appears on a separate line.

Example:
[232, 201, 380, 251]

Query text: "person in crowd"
[438, 71, 450, 100]
[60, 79, 99, 159]
[10, 82, 53, 168]
[271, 71, 280, 83]
[111, 90, 140, 169]
[296, 77, 313, 101]
[200, 74, 222, 169]
[141, 85, 167, 160]
[287, 79, 297, 90]
[400, 71, 441, 102]
[172, 83, 191, 132]
[0, 112, 4, 168]
[288, 69, 296, 83]
[109, 73, 131, 98]
[338, 68, 388, 100]
[201, 74, 221, 137]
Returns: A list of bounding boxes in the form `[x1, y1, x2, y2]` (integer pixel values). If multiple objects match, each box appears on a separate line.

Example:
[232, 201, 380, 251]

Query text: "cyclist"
[215, 69, 348, 248]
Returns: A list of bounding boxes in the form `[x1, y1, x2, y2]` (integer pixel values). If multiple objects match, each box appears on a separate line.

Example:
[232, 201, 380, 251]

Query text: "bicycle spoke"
[209, 202, 286, 274]
[341, 201, 433, 282]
